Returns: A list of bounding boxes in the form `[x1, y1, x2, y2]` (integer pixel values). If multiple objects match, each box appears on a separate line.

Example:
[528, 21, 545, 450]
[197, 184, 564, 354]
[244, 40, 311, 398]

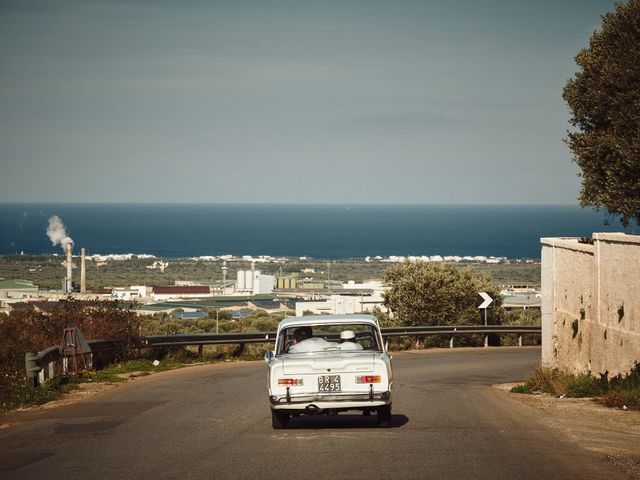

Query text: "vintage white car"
[265, 314, 393, 429]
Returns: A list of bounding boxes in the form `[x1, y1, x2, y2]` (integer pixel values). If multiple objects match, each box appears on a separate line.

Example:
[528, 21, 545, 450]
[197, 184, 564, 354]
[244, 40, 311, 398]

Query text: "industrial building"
[236, 269, 274, 295]
[151, 285, 212, 300]
[0, 279, 38, 299]
[276, 274, 298, 289]
[295, 293, 386, 316]
[109, 285, 149, 301]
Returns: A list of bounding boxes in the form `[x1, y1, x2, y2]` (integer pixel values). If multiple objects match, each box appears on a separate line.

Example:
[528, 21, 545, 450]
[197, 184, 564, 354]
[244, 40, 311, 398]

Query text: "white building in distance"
[295, 293, 386, 317]
[236, 270, 274, 295]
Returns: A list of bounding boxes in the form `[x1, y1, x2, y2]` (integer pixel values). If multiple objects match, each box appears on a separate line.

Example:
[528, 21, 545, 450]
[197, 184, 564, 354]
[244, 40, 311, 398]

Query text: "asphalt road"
[0, 347, 629, 480]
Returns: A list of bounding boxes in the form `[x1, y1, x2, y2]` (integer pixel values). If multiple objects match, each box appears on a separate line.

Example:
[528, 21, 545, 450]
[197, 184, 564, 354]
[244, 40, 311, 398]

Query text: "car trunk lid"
[282, 352, 376, 375]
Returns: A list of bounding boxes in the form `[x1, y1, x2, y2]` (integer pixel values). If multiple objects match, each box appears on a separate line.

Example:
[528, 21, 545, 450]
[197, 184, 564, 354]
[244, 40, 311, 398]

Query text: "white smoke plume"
[46, 215, 74, 250]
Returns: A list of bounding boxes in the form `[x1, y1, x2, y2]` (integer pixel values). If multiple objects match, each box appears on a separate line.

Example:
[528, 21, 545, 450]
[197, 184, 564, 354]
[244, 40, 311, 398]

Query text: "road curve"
[0, 347, 626, 480]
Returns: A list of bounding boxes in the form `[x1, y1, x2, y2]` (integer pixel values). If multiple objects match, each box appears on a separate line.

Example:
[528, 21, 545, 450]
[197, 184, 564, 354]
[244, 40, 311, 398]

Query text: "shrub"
[565, 373, 606, 397]
[0, 299, 140, 411]
[513, 363, 640, 409]
[510, 384, 532, 394]
[520, 366, 569, 395]
[602, 387, 640, 410]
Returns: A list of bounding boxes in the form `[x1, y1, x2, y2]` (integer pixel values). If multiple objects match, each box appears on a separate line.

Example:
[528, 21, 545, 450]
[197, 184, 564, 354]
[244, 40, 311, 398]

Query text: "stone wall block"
[541, 233, 640, 377]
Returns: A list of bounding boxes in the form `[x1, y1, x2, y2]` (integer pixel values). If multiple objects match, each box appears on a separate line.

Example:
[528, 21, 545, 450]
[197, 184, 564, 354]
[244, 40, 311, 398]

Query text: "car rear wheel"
[271, 410, 290, 429]
[376, 405, 391, 428]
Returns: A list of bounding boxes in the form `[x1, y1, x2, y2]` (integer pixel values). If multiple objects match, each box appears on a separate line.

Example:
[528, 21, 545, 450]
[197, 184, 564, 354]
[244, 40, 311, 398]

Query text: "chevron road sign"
[477, 292, 493, 309]
[477, 292, 494, 339]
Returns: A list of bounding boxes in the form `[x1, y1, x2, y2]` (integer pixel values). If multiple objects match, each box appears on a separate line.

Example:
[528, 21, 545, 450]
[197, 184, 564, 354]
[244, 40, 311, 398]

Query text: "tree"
[382, 262, 504, 327]
[563, 0, 640, 226]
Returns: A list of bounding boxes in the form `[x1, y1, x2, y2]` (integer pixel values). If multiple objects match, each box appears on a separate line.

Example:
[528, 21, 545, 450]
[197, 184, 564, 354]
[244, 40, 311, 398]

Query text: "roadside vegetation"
[0, 299, 140, 413]
[0, 301, 286, 413]
[511, 364, 640, 410]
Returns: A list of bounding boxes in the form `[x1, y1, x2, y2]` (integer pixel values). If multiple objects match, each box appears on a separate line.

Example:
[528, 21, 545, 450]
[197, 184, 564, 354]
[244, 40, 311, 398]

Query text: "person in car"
[339, 330, 363, 350]
[291, 326, 312, 345]
[289, 326, 338, 353]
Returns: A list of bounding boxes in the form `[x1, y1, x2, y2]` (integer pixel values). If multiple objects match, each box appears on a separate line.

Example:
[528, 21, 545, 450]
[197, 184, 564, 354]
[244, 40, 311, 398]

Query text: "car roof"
[277, 314, 379, 331]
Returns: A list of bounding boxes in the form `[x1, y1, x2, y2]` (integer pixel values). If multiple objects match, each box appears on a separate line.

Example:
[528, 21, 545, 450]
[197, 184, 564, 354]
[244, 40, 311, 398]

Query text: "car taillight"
[356, 375, 381, 384]
[278, 378, 303, 386]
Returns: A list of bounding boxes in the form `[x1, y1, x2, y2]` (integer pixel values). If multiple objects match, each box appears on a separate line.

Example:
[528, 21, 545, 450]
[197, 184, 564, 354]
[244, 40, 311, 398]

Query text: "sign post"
[477, 292, 494, 347]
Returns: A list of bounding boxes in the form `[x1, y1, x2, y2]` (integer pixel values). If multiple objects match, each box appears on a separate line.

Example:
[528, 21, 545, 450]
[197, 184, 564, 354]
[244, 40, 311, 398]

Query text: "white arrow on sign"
[478, 292, 493, 309]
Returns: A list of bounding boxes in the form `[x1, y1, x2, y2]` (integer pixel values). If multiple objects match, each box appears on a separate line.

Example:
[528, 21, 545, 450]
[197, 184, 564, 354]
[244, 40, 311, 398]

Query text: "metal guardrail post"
[518, 335, 523, 347]
[25, 352, 41, 387]
[484, 335, 489, 348]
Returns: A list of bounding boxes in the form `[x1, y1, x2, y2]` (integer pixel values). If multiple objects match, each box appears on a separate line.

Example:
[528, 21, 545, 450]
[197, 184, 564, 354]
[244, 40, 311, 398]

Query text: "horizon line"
[0, 201, 583, 207]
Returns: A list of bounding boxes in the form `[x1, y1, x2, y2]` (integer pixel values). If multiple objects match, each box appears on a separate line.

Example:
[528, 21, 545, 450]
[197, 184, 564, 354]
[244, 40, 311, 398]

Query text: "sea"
[0, 204, 635, 260]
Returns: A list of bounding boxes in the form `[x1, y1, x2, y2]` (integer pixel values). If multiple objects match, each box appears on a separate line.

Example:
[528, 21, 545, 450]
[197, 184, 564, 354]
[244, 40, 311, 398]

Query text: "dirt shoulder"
[494, 383, 640, 477]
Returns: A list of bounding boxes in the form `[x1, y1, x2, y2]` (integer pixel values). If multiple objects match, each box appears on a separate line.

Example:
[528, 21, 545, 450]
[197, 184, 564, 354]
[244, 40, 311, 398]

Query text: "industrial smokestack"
[46, 215, 75, 293]
[80, 247, 86, 294]
[66, 244, 73, 293]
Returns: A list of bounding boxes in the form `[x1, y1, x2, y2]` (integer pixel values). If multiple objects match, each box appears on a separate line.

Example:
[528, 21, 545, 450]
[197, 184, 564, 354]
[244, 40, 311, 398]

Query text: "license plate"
[318, 375, 341, 392]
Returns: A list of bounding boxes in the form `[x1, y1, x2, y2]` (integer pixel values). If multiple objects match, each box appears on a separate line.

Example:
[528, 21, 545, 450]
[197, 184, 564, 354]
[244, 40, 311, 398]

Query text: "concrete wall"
[541, 233, 640, 377]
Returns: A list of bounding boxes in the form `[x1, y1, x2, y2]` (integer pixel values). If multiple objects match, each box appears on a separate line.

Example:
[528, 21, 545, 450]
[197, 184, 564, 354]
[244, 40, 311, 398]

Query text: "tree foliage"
[563, 0, 640, 226]
[382, 262, 504, 327]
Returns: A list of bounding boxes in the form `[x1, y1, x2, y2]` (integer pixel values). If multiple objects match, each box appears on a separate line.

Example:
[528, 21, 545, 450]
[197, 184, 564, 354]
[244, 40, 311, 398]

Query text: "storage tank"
[244, 270, 253, 291]
[237, 270, 245, 291]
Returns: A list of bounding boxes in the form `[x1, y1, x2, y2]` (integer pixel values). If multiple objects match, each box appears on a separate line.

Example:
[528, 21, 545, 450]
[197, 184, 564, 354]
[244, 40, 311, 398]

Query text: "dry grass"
[511, 366, 605, 397]
[512, 364, 640, 410]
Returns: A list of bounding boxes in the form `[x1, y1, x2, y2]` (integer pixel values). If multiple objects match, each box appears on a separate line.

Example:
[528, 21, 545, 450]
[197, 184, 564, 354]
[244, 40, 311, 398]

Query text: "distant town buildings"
[146, 261, 169, 272]
[378, 255, 506, 263]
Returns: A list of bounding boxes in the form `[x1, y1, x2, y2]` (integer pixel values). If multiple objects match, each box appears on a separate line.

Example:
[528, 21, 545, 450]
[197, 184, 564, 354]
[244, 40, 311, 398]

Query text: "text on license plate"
[318, 375, 341, 392]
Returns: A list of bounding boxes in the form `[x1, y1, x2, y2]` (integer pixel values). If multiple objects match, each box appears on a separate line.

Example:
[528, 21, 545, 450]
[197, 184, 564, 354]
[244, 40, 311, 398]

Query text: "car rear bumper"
[270, 390, 391, 410]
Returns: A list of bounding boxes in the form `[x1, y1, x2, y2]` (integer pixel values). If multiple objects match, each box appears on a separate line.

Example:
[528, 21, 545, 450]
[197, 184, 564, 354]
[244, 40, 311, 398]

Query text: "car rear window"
[277, 323, 381, 354]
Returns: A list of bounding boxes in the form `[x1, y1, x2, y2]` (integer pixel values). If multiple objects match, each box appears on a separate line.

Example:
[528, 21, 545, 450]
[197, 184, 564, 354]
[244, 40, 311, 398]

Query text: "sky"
[0, 0, 618, 204]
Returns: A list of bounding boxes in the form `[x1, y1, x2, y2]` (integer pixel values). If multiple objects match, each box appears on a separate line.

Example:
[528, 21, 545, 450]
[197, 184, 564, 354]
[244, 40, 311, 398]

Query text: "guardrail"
[26, 325, 540, 385]
[381, 325, 540, 348]
[142, 332, 277, 347]
[25, 339, 115, 386]
[142, 325, 540, 347]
